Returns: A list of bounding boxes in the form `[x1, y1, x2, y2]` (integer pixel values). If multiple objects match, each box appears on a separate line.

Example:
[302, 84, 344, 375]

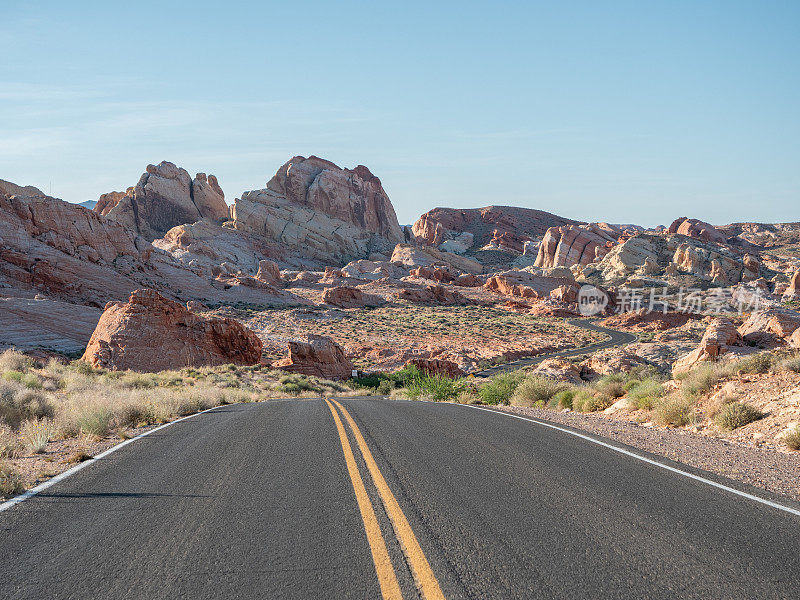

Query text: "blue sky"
[2, 1, 798, 226]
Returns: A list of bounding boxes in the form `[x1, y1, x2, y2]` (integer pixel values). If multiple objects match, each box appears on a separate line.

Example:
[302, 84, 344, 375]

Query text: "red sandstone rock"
[255, 259, 282, 285]
[485, 270, 573, 299]
[405, 358, 465, 379]
[322, 286, 384, 308]
[534, 224, 619, 269]
[673, 318, 741, 373]
[601, 309, 701, 331]
[94, 161, 229, 240]
[667, 217, 727, 245]
[273, 334, 354, 380]
[410, 266, 456, 282]
[82, 289, 262, 372]
[738, 308, 800, 346]
[453, 273, 482, 287]
[412, 206, 578, 249]
[783, 269, 800, 300]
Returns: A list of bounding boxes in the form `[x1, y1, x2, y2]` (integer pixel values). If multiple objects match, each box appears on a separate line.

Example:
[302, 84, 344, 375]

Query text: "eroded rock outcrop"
[273, 334, 354, 380]
[738, 308, 800, 347]
[82, 289, 263, 372]
[231, 156, 404, 266]
[391, 244, 482, 274]
[534, 224, 619, 269]
[667, 217, 727, 245]
[95, 162, 229, 240]
[673, 318, 741, 373]
[322, 286, 385, 308]
[783, 270, 800, 301]
[412, 206, 578, 253]
[405, 358, 464, 379]
[485, 270, 574, 299]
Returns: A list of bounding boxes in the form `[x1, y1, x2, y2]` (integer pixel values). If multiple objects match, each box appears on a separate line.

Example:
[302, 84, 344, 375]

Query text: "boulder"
[231, 156, 404, 266]
[322, 286, 384, 308]
[485, 270, 573, 299]
[82, 289, 263, 372]
[390, 243, 482, 274]
[738, 308, 800, 346]
[672, 318, 741, 374]
[531, 358, 584, 385]
[255, 259, 282, 286]
[783, 270, 800, 301]
[453, 273, 482, 287]
[273, 334, 354, 380]
[410, 266, 456, 282]
[95, 162, 229, 240]
[405, 358, 465, 379]
[790, 328, 800, 349]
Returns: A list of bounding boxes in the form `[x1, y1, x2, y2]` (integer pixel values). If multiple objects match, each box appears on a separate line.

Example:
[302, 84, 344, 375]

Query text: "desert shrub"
[77, 407, 113, 437]
[478, 370, 525, 406]
[277, 374, 321, 396]
[20, 418, 53, 454]
[21, 373, 43, 389]
[572, 390, 613, 413]
[653, 395, 695, 427]
[679, 364, 719, 400]
[784, 426, 800, 451]
[551, 389, 575, 410]
[0, 423, 19, 458]
[454, 390, 480, 404]
[779, 355, 800, 374]
[0, 381, 54, 429]
[405, 371, 466, 402]
[626, 379, 665, 410]
[377, 379, 395, 395]
[2, 371, 23, 383]
[118, 372, 157, 389]
[714, 402, 764, 430]
[510, 376, 564, 408]
[0, 461, 25, 497]
[719, 352, 775, 377]
[592, 374, 627, 399]
[69, 360, 99, 376]
[0, 349, 35, 373]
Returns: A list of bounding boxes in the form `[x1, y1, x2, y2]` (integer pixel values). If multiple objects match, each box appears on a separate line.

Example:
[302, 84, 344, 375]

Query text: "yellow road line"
[324, 399, 403, 600]
[331, 399, 446, 600]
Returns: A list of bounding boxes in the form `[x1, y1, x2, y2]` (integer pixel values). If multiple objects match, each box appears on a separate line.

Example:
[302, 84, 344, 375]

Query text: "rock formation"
[390, 244, 483, 274]
[738, 308, 800, 347]
[412, 206, 578, 253]
[534, 224, 620, 269]
[95, 162, 229, 240]
[405, 358, 465, 379]
[0, 179, 302, 307]
[82, 289, 263, 372]
[667, 217, 727, 245]
[273, 334, 354, 380]
[231, 156, 404, 266]
[783, 269, 800, 301]
[485, 270, 574, 299]
[322, 286, 385, 308]
[673, 318, 741, 373]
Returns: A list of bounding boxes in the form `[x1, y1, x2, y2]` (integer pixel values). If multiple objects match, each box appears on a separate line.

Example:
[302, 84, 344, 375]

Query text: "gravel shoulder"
[495, 405, 800, 502]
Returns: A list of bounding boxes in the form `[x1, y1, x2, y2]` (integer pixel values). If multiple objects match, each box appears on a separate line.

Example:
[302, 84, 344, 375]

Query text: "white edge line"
[0, 404, 227, 514]
[460, 403, 800, 518]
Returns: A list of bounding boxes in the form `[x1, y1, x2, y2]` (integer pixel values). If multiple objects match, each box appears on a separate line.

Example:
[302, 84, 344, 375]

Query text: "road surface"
[2, 397, 799, 599]
[474, 318, 638, 377]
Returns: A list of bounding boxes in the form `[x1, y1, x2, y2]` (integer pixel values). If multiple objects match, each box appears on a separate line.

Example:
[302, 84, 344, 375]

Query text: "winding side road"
[474, 318, 638, 377]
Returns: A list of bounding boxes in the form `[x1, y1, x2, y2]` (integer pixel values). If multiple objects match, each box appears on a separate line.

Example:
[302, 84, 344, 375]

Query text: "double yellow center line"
[325, 399, 445, 600]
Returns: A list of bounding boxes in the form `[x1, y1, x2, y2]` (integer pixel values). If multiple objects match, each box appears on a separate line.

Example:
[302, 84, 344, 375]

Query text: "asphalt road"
[474, 318, 638, 377]
[2, 397, 800, 599]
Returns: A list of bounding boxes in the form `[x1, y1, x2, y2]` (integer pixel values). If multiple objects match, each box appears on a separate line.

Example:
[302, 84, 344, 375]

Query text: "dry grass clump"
[0, 380, 53, 429]
[20, 418, 54, 454]
[713, 402, 764, 431]
[510, 376, 565, 408]
[0, 460, 25, 498]
[653, 394, 696, 427]
[625, 378, 665, 410]
[571, 390, 613, 413]
[0, 349, 36, 373]
[784, 426, 800, 451]
[778, 355, 800, 374]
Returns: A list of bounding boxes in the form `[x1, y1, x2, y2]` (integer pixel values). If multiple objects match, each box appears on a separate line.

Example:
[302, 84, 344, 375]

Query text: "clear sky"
[2, 0, 798, 226]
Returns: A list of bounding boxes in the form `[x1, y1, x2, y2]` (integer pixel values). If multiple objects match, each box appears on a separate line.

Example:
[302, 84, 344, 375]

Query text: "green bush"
[78, 407, 113, 437]
[551, 389, 575, 410]
[510, 376, 564, 408]
[572, 390, 613, 412]
[679, 364, 719, 400]
[478, 370, 525, 405]
[405, 371, 466, 402]
[592, 374, 627, 399]
[714, 402, 764, 430]
[626, 378, 665, 410]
